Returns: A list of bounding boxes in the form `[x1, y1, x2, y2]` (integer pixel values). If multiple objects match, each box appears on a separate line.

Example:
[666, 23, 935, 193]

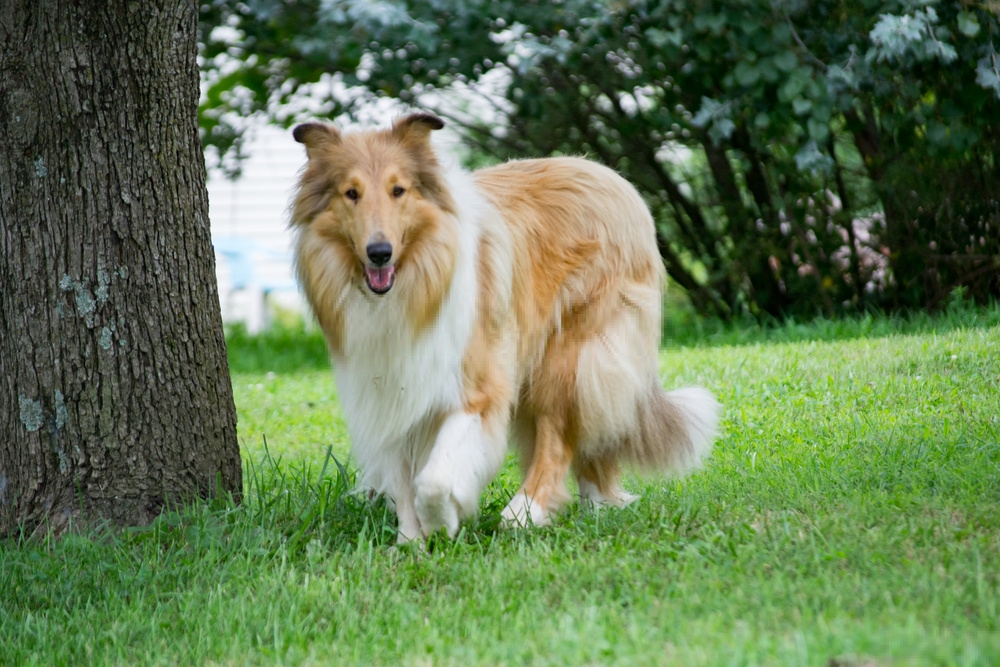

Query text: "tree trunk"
[0, 1, 241, 535]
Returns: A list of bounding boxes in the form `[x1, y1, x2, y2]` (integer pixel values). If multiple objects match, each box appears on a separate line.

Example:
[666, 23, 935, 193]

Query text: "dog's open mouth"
[364, 265, 395, 295]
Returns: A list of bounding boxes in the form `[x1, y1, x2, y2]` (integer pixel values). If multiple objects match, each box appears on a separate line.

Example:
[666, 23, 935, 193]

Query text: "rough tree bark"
[0, 1, 242, 535]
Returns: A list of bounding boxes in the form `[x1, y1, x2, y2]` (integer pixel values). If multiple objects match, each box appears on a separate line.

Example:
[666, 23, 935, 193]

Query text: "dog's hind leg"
[574, 454, 639, 508]
[501, 413, 574, 527]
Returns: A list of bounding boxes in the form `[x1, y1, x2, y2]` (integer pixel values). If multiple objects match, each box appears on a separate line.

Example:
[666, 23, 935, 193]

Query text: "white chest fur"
[333, 168, 485, 471]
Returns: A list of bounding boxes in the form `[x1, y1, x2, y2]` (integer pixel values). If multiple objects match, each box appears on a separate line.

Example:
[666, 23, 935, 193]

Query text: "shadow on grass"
[663, 297, 1000, 350]
[225, 322, 330, 374]
[225, 299, 1000, 373]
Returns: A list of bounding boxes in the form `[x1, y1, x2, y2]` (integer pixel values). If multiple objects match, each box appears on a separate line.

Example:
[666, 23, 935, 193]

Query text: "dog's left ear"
[390, 113, 454, 212]
[392, 113, 445, 143]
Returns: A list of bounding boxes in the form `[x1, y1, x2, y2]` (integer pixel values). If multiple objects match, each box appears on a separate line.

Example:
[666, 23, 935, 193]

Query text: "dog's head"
[291, 113, 455, 296]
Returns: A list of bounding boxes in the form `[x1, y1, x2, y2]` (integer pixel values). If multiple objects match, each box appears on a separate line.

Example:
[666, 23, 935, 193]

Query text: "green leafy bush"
[200, 0, 1000, 318]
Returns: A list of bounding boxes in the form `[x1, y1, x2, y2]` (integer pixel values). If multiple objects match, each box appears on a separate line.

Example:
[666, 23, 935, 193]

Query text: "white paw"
[500, 493, 550, 528]
[396, 511, 422, 544]
[578, 478, 640, 508]
[413, 477, 461, 538]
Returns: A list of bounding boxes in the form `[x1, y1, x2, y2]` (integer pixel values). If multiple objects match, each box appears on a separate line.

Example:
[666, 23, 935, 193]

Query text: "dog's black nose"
[366, 241, 393, 266]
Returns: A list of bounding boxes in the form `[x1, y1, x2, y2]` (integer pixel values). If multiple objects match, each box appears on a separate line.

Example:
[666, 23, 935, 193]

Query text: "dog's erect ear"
[391, 113, 445, 143]
[390, 113, 454, 213]
[293, 123, 341, 159]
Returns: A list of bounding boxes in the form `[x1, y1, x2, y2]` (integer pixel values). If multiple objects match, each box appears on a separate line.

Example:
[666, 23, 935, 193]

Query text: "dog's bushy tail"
[619, 383, 720, 474]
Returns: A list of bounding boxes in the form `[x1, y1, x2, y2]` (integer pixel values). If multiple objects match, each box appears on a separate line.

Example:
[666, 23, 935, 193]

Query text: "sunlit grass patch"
[3, 307, 999, 665]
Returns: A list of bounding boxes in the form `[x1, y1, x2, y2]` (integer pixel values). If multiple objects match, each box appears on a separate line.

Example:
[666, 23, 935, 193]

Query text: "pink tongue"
[365, 266, 395, 290]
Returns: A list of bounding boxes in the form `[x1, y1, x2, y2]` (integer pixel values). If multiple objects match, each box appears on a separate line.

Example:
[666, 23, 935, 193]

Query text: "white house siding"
[207, 125, 305, 331]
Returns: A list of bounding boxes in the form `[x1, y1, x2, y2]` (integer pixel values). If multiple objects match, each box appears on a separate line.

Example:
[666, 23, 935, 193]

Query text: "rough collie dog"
[291, 113, 720, 542]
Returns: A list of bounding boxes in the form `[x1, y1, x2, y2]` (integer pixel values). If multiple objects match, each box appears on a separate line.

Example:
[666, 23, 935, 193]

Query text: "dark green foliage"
[199, 1, 1000, 318]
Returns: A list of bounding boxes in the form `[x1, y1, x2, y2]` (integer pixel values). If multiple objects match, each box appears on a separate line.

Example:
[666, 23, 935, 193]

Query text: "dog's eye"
[392, 186, 406, 198]
[345, 188, 359, 202]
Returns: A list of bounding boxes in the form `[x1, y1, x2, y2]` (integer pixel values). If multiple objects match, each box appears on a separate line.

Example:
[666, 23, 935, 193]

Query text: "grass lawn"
[3, 306, 1000, 665]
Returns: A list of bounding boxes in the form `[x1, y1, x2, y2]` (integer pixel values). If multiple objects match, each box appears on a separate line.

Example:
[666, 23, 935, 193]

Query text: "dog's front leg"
[413, 411, 504, 538]
[393, 483, 422, 544]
